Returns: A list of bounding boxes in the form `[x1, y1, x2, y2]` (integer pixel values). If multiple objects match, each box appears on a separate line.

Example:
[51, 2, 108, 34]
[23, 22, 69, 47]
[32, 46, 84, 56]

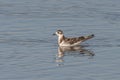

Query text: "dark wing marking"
[63, 34, 94, 44]
[64, 36, 85, 44]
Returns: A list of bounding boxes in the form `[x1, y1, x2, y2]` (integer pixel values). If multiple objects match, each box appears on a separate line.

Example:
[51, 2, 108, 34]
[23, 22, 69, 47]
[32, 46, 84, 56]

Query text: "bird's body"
[54, 30, 94, 47]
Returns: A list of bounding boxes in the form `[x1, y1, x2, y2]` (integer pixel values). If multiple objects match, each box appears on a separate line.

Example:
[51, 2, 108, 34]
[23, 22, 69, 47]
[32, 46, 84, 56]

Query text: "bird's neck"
[58, 34, 65, 44]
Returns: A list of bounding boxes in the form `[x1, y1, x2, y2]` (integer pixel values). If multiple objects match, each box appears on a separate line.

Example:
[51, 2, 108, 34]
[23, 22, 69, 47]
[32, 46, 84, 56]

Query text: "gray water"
[0, 0, 120, 80]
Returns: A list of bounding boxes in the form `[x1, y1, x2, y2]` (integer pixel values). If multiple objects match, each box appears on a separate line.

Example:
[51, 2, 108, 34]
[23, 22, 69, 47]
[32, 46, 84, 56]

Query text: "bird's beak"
[53, 33, 56, 35]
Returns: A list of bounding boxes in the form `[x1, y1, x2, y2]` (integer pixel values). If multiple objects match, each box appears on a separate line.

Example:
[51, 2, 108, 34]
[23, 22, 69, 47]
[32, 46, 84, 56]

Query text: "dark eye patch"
[58, 31, 61, 34]
[57, 30, 63, 34]
[57, 31, 61, 34]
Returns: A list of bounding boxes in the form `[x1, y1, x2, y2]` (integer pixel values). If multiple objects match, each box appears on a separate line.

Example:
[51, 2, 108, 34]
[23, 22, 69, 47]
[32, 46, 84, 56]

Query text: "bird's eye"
[58, 32, 62, 34]
[57, 31, 60, 34]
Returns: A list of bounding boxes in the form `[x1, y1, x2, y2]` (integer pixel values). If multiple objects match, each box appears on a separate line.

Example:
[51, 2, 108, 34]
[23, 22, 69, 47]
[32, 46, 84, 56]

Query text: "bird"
[53, 30, 94, 47]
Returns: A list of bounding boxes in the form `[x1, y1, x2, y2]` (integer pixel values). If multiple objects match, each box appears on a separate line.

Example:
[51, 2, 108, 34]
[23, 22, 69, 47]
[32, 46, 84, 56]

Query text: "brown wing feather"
[64, 36, 85, 44]
[63, 34, 94, 44]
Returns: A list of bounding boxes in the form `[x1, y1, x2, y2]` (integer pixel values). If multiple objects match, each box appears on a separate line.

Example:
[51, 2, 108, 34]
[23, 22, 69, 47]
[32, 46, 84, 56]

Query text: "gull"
[53, 30, 94, 47]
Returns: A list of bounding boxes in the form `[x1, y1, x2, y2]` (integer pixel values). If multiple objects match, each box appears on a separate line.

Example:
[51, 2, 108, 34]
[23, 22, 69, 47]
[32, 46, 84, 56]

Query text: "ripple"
[0, 38, 49, 45]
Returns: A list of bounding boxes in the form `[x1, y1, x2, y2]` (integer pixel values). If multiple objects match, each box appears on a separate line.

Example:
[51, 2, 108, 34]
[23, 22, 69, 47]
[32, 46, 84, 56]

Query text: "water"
[0, 0, 120, 80]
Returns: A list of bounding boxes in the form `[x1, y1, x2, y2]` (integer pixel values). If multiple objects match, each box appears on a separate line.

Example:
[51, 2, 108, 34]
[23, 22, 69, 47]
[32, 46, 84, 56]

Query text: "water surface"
[0, 0, 120, 80]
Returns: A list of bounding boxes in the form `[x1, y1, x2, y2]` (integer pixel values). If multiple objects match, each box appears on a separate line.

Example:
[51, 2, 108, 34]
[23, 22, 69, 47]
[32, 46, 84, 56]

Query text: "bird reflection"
[55, 45, 95, 66]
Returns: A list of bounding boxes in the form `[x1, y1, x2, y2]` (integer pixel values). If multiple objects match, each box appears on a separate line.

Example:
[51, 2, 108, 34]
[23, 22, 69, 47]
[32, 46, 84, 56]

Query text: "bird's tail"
[82, 34, 94, 42]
